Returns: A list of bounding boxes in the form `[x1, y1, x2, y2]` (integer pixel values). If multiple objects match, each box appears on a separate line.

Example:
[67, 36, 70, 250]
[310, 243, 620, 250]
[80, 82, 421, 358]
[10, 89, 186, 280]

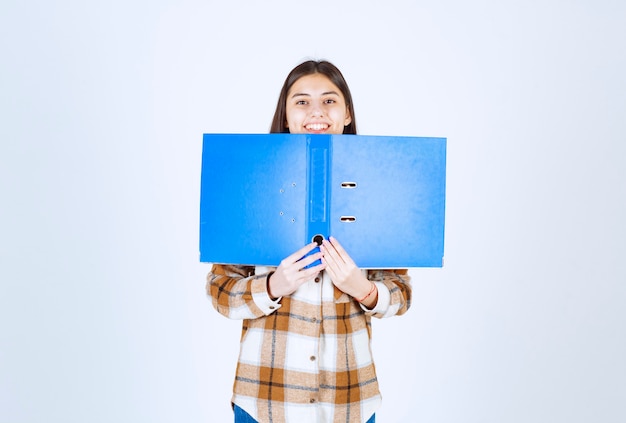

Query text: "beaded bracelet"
[357, 282, 377, 303]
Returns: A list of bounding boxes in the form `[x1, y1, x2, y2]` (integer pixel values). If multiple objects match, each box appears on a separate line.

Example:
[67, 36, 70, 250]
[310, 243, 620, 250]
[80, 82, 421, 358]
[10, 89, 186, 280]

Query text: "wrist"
[356, 282, 376, 303]
[267, 271, 278, 300]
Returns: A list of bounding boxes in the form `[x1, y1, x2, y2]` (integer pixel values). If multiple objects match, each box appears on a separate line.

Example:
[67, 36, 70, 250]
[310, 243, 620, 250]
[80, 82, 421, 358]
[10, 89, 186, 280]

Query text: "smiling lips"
[305, 123, 329, 132]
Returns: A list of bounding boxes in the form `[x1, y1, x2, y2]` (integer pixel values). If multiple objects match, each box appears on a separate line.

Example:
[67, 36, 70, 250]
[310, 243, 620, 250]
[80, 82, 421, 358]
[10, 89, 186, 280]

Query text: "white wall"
[1, 1, 625, 422]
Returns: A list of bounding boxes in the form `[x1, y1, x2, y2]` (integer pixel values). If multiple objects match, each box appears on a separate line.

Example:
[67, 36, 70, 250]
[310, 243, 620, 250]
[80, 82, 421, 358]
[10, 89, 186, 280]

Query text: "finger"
[320, 242, 340, 267]
[321, 256, 337, 279]
[321, 239, 347, 266]
[327, 236, 355, 266]
[321, 252, 346, 284]
[301, 263, 325, 279]
[296, 250, 324, 270]
[282, 242, 320, 266]
[290, 262, 325, 288]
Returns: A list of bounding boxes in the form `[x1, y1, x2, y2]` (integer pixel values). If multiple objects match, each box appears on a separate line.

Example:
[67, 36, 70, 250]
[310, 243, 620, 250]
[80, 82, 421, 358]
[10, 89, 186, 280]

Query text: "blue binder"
[199, 134, 446, 268]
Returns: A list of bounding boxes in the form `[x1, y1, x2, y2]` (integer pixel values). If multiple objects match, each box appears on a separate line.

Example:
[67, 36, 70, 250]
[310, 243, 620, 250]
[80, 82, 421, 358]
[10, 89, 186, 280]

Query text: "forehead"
[288, 73, 344, 97]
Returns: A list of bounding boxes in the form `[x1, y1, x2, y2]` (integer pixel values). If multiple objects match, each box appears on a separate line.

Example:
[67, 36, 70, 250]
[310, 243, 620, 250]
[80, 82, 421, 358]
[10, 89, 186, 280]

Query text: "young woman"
[207, 60, 411, 423]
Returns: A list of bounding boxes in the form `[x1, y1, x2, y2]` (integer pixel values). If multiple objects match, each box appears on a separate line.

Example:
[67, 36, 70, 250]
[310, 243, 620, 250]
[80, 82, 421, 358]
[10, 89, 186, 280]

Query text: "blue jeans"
[234, 404, 375, 422]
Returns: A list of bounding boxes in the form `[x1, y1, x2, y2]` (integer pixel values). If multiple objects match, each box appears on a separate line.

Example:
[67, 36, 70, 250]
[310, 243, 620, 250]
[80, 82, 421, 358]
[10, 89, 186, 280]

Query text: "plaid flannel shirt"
[207, 264, 411, 423]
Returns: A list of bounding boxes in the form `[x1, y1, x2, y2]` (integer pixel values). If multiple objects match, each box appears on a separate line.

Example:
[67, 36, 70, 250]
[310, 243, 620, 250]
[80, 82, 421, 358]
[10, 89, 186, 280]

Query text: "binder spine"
[305, 135, 331, 259]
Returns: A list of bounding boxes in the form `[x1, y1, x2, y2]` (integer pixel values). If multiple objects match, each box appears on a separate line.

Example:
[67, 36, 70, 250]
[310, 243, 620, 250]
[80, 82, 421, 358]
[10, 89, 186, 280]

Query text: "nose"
[310, 105, 323, 117]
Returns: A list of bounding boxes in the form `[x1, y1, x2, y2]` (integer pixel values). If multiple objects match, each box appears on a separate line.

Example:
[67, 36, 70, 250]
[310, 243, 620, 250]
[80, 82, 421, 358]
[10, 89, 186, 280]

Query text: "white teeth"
[306, 123, 328, 130]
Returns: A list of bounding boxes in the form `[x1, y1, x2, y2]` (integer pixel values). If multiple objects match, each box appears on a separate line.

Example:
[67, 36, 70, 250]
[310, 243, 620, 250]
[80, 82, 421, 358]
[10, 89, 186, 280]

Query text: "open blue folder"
[199, 134, 446, 268]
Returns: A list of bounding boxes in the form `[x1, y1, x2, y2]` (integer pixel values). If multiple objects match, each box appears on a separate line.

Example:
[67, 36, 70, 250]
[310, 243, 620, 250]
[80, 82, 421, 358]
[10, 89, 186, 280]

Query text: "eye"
[296, 99, 308, 105]
[324, 98, 337, 104]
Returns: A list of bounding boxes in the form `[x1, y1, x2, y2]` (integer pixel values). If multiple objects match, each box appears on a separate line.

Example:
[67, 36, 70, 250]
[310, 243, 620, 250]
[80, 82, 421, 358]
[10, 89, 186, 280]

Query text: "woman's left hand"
[320, 237, 376, 305]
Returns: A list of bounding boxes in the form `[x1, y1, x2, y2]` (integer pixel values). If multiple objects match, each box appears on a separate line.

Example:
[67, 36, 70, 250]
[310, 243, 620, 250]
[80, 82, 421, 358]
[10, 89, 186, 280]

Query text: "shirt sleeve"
[362, 269, 412, 318]
[206, 264, 282, 320]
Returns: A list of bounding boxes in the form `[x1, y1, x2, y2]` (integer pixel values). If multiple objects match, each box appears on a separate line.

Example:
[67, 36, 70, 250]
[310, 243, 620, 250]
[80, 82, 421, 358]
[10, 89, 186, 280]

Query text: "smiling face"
[285, 73, 352, 134]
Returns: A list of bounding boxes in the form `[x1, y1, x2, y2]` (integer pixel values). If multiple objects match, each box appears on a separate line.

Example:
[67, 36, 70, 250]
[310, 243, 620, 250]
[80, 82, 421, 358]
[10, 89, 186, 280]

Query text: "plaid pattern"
[207, 264, 411, 423]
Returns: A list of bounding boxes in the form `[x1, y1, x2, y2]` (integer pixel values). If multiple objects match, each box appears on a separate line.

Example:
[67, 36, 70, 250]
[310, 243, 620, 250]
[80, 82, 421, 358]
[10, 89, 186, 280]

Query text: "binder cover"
[199, 134, 446, 268]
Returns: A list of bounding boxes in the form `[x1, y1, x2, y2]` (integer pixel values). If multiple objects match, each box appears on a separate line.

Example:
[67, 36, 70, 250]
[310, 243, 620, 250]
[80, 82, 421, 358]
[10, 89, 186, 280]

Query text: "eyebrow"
[290, 91, 341, 98]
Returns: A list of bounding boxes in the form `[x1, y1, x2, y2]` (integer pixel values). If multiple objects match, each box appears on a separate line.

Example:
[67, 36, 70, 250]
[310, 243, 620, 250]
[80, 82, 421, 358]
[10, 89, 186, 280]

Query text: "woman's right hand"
[267, 242, 326, 299]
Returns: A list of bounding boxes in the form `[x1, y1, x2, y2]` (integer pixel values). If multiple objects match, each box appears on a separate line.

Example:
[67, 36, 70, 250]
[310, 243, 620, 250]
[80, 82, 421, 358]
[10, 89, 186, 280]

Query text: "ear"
[344, 107, 352, 126]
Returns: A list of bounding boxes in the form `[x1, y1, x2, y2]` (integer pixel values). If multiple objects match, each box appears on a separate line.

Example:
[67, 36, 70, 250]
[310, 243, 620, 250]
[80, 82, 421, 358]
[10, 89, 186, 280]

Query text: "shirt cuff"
[360, 281, 390, 314]
[251, 275, 282, 315]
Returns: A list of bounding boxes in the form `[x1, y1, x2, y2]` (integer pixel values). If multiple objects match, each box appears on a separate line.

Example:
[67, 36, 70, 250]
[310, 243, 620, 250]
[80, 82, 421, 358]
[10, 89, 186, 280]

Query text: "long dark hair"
[270, 60, 358, 134]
